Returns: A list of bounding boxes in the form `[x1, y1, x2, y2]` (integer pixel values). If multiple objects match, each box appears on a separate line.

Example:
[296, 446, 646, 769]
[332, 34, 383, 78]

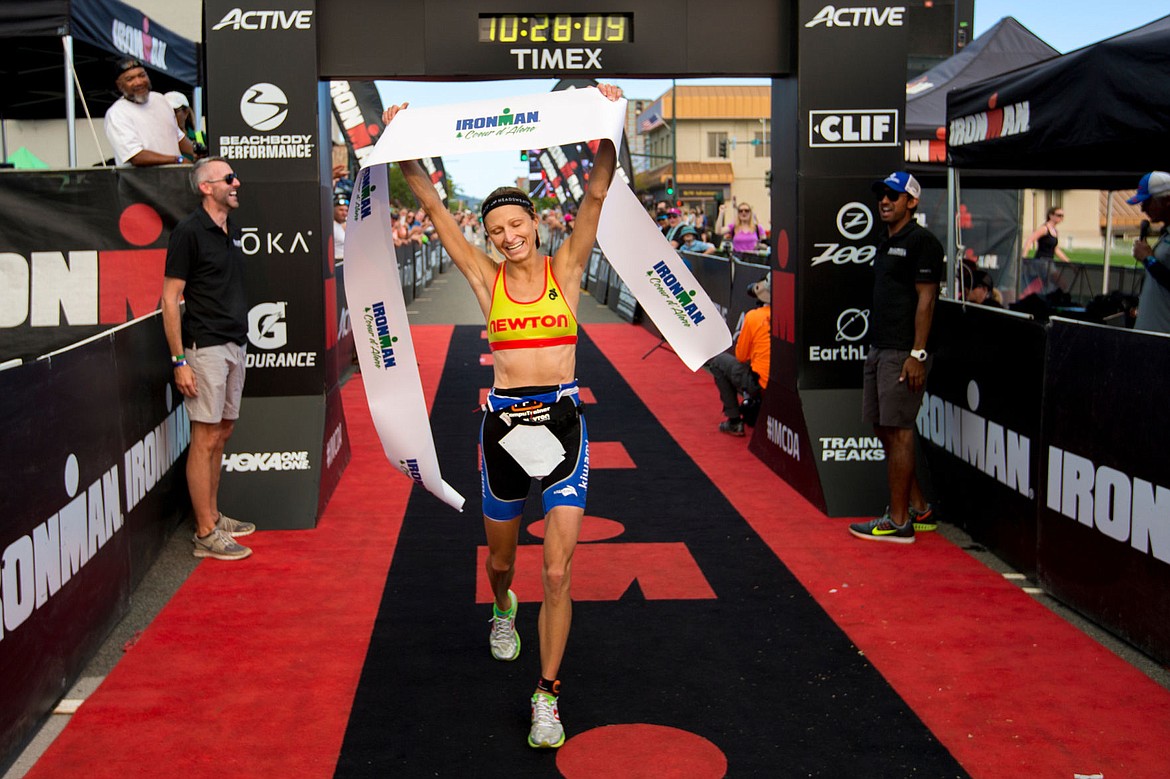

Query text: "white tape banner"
[346, 87, 731, 510]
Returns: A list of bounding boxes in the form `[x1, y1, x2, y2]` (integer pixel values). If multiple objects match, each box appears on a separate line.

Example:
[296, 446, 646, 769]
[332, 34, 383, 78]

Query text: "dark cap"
[114, 57, 145, 80]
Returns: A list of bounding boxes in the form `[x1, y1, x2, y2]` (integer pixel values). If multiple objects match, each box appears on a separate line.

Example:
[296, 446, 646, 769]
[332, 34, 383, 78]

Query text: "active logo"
[212, 8, 314, 31]
[240, 83, 288, 131]
[805, 5, 906, 27]
[809, 110, 898, 148]
[949, 95, 1030, 147]
[455, 107, 541, 139]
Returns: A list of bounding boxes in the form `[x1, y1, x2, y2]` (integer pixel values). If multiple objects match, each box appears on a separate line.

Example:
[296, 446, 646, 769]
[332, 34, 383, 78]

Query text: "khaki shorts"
[185, 342, 246, 424]
[862, 347, 930, 429]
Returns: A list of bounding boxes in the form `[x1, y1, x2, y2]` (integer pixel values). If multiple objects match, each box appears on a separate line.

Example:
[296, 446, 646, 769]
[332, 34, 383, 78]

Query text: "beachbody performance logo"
[916, 380, 1033, 498]
[455, 107, 541, 139]
[949, 94, 1030, 147]
[219, 83, 313, 160]
[648, 260, 707, 327]
[363, 301, 399, 369]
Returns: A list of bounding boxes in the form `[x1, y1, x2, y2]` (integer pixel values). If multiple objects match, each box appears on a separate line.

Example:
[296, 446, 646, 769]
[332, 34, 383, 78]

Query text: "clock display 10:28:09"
[478, 14, 633, 44]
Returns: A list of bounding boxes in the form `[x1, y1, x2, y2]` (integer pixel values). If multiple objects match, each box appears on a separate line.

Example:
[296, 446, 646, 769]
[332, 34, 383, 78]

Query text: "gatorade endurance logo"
[454, 107, 541, 139]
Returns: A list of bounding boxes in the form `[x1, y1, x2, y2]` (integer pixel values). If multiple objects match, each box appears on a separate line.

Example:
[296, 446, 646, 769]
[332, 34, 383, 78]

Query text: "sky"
[374, 3, 1165, 199]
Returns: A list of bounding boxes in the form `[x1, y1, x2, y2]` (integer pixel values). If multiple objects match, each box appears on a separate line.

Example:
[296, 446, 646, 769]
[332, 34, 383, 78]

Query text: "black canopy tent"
[945, 13, 1170, 189]
[942, 14, 1170, 296]
[0, 0, 199, 163]
[905, 17, 1058, 298]
[906, 16, 1058, 180]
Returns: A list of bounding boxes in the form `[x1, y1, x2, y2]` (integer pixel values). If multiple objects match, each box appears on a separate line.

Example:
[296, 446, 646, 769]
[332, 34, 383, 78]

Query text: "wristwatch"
[910, 349, 928, 363]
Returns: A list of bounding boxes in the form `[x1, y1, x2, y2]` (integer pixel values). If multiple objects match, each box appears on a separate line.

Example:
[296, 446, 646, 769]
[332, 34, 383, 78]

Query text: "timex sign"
[808, 110, 898, 148]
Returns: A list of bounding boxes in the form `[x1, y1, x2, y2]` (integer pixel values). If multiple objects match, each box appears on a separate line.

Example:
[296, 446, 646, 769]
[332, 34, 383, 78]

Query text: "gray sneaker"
[528, 692, 565, 748]
[217, 512, 256, 537]
[489, 589, 520, 661]
[193, 528, 252, 560]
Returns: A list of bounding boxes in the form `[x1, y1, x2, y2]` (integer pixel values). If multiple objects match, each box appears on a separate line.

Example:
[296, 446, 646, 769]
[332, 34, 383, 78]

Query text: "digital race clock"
[478, 13, 633, 44]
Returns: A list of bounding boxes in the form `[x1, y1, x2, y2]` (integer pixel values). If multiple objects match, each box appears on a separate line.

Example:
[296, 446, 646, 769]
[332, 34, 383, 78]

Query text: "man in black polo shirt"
[162, 156, 256, 560]
[850, 172, 944, 544]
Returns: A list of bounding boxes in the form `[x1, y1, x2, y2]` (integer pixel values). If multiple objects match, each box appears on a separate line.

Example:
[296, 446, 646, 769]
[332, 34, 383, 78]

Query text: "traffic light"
[665, 177, 674, 197]
[765, 170, 773, 189]
[520, 149, 529, 162]
[718, 139, 728, 157]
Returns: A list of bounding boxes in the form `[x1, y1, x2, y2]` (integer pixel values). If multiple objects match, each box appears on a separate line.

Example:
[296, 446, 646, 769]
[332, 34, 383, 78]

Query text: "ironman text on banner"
[345, 88, 730, 510]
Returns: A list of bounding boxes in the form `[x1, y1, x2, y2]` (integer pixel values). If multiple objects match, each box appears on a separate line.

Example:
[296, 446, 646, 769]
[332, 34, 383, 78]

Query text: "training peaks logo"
[454, 107, 541, 139]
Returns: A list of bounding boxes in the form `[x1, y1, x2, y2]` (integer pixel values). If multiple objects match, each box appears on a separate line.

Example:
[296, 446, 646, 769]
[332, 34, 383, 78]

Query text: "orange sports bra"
[486, 257, 578, 352]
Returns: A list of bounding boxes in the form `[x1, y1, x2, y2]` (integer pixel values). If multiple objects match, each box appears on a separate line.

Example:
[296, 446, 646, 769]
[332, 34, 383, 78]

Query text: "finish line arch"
[203, 0, 912, 517]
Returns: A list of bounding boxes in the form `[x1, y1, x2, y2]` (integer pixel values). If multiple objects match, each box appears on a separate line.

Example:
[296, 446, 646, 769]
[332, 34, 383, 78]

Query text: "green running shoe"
[489, 589, 520, 661]
[528, 692, 565, 749]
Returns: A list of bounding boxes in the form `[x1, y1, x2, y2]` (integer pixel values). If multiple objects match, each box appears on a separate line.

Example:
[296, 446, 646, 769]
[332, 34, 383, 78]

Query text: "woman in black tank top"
[1024, 206, 1070, 262]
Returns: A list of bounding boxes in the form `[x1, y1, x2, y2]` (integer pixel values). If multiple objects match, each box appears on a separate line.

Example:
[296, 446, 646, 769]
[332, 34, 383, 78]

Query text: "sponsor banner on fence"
[0, 168, 196, 364]
[919, 301, 1045, 573]
[0, 313, 189, 759]
[1039, 319, 1170, 664]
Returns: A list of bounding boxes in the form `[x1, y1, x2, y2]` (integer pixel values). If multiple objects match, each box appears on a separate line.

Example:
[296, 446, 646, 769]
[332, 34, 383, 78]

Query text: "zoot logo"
[811, 202, 877, 268]
[809, 110, 898, 148]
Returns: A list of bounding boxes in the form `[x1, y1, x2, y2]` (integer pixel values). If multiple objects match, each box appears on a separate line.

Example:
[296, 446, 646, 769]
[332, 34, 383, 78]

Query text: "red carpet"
[24, 321, 1170, 778]
[24, 327, 451, 779]
[588, 322, 1170, 778]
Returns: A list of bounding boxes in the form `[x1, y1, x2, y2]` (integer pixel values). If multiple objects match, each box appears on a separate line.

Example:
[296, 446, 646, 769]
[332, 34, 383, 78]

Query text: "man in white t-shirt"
[333, 192, 349, 260]
[104, 58, 195, 167]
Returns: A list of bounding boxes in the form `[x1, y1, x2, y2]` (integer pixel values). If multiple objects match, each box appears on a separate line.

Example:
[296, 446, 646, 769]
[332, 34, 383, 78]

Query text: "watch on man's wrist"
[910, 349, 928, 363]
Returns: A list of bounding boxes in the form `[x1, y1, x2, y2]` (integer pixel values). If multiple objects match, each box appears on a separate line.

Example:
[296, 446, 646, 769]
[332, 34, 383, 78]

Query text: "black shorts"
[479, 385, 589, 521]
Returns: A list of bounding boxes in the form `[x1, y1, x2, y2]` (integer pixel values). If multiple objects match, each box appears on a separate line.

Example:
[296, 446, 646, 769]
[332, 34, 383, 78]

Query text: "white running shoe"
[528, 692, 565, 749]
[489, 589, 520, 661]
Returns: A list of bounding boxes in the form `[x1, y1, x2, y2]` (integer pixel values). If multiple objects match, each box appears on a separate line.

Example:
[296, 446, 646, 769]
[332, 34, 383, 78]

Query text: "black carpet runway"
[334, 326, 966, 777]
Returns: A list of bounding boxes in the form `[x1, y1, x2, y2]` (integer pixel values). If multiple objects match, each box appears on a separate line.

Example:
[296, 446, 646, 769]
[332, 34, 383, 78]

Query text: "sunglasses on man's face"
[876, 188, 905, 202]
[207, 173, 239, 186]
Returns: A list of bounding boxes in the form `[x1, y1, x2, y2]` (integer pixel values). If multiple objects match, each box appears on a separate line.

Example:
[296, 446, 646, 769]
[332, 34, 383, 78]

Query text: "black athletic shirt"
[1034, 228, 1058, 259]
[164, 207, 248, 348]
[869, 220, 944, 350]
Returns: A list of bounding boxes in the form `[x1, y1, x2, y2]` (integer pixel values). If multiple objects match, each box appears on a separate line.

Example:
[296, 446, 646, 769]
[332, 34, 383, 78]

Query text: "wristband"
[172, 359, 187, 368]
[171, 353, 186, 364]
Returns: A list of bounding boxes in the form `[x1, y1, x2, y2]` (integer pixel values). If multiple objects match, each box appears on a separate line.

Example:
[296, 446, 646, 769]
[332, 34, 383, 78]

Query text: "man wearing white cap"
[850, 172, 944, 545]
[1129, 171, 1170, 334]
